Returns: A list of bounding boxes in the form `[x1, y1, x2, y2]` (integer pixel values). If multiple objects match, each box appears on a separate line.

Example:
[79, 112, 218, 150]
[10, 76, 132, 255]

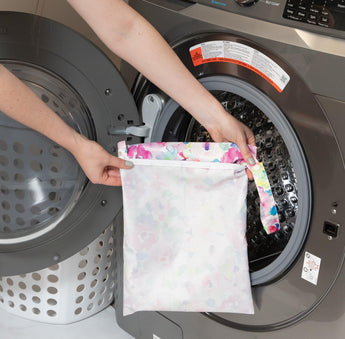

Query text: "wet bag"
[118, 141, 279, 316]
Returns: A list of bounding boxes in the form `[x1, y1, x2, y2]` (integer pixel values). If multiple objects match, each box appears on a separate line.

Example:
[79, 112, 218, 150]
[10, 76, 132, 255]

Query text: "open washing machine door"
[0, 12, 143, 276]
[116, 32, 345, 338]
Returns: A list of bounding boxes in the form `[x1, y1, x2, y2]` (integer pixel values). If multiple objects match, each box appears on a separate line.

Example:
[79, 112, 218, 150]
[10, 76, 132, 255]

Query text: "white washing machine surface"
[0, 306, 134, 339]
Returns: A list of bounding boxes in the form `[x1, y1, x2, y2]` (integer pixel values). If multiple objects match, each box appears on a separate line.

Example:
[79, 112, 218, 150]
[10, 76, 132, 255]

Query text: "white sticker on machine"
[301, 251, 321, 285]
[189, 40, 290, 93]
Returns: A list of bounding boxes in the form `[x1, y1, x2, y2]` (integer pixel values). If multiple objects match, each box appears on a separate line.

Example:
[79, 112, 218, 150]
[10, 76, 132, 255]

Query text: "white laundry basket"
[0, 224, 115, 324]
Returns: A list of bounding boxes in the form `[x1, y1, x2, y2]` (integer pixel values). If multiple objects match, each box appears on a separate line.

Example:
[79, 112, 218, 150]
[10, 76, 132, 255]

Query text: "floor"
[0, 305, 134, 339]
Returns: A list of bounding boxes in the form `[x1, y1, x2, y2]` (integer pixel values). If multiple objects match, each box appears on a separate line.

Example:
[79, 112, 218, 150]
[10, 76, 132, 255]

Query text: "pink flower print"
[178, 148, 193, 160]
[268, 225, 279, 233]
[127, 144, 152, 159]
[126, 145, 137, 158]
[178, 151, 187, 160]
[221, 146, 242, 163]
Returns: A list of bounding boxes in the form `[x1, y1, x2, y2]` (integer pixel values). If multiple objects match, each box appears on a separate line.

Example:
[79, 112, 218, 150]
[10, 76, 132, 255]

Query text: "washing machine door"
[0, 12, 141, 276]
[130, 33, 345, 331]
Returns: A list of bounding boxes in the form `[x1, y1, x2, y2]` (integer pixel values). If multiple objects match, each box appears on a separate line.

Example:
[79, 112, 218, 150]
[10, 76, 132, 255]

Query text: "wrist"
[58, 129, 88, 157]
[193, 101, 229, 134]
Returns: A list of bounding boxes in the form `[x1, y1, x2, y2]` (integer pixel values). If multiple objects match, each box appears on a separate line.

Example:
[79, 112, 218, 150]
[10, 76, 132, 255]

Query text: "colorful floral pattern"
[118, 141, 279, 316]
[119, 141, 279, 234]
[250, 162, 280, 234]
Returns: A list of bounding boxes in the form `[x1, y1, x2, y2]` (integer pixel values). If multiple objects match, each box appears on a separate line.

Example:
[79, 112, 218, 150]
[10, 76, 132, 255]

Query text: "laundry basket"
[0, 224, 115, 324]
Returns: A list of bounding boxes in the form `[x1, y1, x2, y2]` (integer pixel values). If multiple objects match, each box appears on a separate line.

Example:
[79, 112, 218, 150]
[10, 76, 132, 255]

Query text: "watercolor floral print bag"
[118, 141, 279, 316]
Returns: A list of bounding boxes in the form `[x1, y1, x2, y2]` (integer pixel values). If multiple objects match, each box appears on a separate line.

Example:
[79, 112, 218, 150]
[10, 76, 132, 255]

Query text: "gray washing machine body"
[0, 10, 142, 275]
[115, 1, 345, 338]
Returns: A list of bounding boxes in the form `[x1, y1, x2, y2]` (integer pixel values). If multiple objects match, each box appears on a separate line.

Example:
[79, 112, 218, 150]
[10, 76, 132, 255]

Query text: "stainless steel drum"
[0, 62, 91, 244]
[185, 90, 298, 273]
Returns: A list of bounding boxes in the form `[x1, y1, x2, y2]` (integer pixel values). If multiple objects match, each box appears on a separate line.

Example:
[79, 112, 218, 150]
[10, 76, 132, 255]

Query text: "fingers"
[102, 167, 123, 186]
[241, 145, 255, 181]
[106, 177, 123, 186]
[104, 176, 123, 186]
[99, 156, 133, 186]
[106, 155, 134, 185]
[238, 141, 255, 166]
[246, 130, 256, 147]
[237, 138, 255, 181]
[245, 168, 254, 181]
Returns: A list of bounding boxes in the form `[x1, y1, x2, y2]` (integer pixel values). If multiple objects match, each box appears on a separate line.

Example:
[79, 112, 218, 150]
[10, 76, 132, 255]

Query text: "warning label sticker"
[189, 41, 290, 93]
[301, 251, 321, 285]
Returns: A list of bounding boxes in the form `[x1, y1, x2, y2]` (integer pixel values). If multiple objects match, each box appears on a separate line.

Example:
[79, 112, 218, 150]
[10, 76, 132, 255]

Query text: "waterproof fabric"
[118, 141, 279, 316]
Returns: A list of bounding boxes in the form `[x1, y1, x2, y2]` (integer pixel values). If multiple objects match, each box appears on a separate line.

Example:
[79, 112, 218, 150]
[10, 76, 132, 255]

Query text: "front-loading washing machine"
[0, 0, 344, 337]
[0, 0, 144, 275]
[113, 1, 345, 338]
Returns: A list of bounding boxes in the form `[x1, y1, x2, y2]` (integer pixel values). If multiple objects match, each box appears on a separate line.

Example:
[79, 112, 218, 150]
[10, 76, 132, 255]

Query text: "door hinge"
[109, 93, 165, 140]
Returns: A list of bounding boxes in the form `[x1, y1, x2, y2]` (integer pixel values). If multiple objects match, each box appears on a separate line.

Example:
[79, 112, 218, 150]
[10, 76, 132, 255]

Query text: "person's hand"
[203, 110, 256, 180]
[70, 135, 133, 186]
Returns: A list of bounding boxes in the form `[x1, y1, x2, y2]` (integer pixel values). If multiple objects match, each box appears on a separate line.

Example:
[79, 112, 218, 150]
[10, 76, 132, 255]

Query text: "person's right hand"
[199, 107, 256, 180]
[70, 135, 133, 186]
[208, 112, 256, 162]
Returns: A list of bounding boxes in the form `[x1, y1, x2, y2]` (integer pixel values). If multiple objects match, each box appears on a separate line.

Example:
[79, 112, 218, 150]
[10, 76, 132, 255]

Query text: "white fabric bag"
[118, 141, 262, 316]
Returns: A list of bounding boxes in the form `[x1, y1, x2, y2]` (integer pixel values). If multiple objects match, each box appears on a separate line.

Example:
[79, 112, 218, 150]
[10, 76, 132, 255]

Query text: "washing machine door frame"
[124, 32, 345, 331]
[0, 12, 142, 276]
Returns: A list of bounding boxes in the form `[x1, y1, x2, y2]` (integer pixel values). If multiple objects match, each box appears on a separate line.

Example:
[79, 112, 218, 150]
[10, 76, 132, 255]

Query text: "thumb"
[109, 156, 134, 170]
[238, 143, 255, 181]
[238, 142, 255, 166]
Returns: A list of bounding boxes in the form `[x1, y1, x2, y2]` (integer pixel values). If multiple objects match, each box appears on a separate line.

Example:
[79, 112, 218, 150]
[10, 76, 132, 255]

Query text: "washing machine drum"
[0, 12, 141, 276]
[0, 63, 90, 242]
[179, 91, 299, 273]
[144, 74, 311, 286]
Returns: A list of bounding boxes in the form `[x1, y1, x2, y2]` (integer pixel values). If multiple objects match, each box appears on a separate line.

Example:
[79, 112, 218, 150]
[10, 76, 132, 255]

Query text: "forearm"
[67, 0, 228, 133]
[0, 64, 83, 155]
